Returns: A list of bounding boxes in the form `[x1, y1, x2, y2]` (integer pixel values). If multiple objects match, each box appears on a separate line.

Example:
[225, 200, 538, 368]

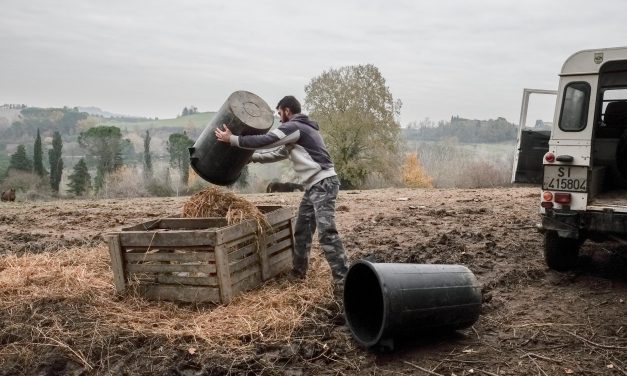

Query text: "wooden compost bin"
[106, 206, 295, 304]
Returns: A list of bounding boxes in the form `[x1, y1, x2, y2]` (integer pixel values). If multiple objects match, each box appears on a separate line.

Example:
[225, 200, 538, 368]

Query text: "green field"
[99, 112, 217, 130]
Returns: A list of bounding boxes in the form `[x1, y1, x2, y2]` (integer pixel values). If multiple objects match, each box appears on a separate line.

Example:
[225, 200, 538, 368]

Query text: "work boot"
[331, 282, 346, 325]
[286, 270, 306, 283]
[332, 282, 344, 303]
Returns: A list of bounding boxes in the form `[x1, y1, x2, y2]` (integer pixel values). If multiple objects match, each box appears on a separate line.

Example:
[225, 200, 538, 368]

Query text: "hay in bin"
[182, 187, 270, 233]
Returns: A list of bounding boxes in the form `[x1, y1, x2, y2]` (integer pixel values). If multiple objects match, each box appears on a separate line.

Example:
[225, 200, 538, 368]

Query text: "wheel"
[544, 231, 581, 271]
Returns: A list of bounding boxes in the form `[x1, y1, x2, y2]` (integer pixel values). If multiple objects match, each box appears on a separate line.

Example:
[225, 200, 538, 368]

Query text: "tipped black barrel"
[189, 91, 274, 185]
[344, 261, 482, 348]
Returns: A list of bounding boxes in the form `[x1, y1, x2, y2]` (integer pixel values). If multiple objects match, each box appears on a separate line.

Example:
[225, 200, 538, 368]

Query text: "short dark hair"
[276, 96, 301, 114]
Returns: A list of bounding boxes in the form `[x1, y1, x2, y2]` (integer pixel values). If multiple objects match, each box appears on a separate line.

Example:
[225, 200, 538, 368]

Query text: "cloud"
[1, 0, 626, 123]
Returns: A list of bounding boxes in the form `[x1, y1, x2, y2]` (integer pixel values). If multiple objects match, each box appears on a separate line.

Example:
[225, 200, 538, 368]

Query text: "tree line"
[1, 107, 90, 139]
[405, 116, 517, 143]
[1, 126, 203, 197]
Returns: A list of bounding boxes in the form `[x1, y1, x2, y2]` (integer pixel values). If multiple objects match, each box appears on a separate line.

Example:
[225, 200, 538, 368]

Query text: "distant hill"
[0, 107, 22, 123]
[100, 111, 217, 130]
[76, 106, 133, 118]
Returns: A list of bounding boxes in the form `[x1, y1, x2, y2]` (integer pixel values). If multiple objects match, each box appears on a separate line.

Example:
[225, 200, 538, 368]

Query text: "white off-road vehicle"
[513, 47, 627, 271]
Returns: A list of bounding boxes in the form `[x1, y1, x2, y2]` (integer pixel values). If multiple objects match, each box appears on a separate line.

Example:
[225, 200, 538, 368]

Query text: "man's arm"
[251, 147, 289, 163]
[215, 122, 300, 150]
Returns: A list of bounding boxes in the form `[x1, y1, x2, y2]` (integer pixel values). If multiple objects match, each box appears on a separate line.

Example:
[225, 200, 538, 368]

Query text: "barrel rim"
[344, 260, 389, 347]
[227, 90, 274, 131]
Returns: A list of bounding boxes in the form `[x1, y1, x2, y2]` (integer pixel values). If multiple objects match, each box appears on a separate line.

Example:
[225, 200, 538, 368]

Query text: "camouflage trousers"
[293, 176, 349, 283]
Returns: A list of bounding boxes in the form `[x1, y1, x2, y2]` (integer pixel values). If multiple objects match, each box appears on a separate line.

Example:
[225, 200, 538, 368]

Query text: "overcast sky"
[2, 0, 626, 125]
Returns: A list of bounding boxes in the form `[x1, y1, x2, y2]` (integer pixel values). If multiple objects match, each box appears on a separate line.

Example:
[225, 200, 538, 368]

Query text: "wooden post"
[258, 232, 270, 281]
[213, 244, 233, 304]
[107, 234, 126, 294]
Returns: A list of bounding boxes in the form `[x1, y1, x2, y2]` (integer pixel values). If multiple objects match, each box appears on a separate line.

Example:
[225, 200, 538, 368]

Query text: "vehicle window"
[559, 82, 590, 131]
[601, 89, 627, 114]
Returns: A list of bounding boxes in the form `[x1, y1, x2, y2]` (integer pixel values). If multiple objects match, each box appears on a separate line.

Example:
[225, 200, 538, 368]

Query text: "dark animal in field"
[1, 188, 16, 202]
[266, 182, 305, 193]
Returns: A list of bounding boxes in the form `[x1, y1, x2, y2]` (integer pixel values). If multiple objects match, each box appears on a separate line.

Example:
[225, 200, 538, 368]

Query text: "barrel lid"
[228, 91, 274, 130]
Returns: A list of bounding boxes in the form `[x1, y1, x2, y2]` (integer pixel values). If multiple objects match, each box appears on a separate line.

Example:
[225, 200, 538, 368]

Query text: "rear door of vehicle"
[543, 76, 597, 211]
[512, 89, 557, 184]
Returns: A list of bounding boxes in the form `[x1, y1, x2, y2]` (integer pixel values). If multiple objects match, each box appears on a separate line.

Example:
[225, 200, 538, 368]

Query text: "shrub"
[99, 166, 149, 198]
[2, 169, 49, 194]
[413, 141, 513, 188]
[145, 166, 176, 197]
[402, 153, 433, 188]
[457, 159, 512, 188]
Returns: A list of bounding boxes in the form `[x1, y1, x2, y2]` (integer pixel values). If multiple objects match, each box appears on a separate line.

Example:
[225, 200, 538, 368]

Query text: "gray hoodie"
[229, 114, 337, 189]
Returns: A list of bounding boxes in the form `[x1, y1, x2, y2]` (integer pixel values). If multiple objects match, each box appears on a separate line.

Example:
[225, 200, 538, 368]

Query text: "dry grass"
[0, 188, 339, 372]
[0, 246, 336, 370]
[182, 186, 270, 232]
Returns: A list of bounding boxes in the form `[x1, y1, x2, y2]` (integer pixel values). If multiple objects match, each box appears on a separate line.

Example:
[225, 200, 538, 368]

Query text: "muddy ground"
[0, 187, 626, 375]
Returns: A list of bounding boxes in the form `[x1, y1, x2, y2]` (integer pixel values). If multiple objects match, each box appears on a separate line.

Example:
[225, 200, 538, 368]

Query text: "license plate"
[543, 165, 588, 192]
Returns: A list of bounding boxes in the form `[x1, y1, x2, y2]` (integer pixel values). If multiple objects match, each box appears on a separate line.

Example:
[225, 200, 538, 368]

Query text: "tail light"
[541, 191, 554, 209]
[545, 152, 555, 163]
[554, 192, 572, 204]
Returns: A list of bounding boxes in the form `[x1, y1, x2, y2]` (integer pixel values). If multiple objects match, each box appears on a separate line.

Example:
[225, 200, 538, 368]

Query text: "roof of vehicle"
[561, 46, 627, 76]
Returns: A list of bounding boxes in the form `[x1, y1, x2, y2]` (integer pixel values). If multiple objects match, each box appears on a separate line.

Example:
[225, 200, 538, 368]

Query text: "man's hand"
[214, 124, 233, 143]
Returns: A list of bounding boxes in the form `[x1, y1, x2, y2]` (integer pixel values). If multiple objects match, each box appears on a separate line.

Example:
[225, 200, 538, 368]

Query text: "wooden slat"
[156, 275, 218, 286]
[217, 220, 258, 244]
[216, 207, 295, 244]
[138, 284, 220, 303]
[126, 263, 216, 274]
[157, 218, 227, 230]
[124, 246, 214, 252]
[224, 233, 256, 250]
[119, 231, 216, 248]
[214, 245, 232, 304]
[266, 238, 293, 257]
[256, 205, 283, 214]
[231, 264, 261, 285]
[264, 207, 295, 226]
[125, 252, 215, 263]
[264, 227, 291, 245]
[229, 253, 259, 274]
[107, 235, 126, 293]
[269, 248, 292, 266]
[258, 231, 270, 281]
[270, 219, 292, 231]
[227, 243, 256, 262]
[231, 270, 263, 296]
[269, 256, 292, 278]
[121, 219, 161, 231]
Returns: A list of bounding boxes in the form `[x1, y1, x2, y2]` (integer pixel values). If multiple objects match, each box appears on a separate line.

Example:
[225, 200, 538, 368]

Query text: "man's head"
[276, 96, 301, 123]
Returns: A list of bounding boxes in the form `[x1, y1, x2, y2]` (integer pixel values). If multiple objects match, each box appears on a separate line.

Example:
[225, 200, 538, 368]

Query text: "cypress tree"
[33, 128, 45, 176]
[143, 130, 153, 180]
[9, 145, 33, 172]
[49, 131, 64, 193]
[167, 132, 194, 185]
[67, 158, 91, 196]
[77, 126, 124, 190]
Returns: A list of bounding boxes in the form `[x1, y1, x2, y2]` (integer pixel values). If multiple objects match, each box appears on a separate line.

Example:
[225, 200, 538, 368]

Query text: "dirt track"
[1, 187, 626, 375]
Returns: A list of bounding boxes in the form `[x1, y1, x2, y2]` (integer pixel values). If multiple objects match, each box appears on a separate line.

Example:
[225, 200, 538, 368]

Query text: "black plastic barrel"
[344, 261, 482, 349]
[189, 91, 274, 185]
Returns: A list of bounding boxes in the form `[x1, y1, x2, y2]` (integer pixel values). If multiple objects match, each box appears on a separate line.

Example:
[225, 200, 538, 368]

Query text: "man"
[215, 96, 349, 291]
